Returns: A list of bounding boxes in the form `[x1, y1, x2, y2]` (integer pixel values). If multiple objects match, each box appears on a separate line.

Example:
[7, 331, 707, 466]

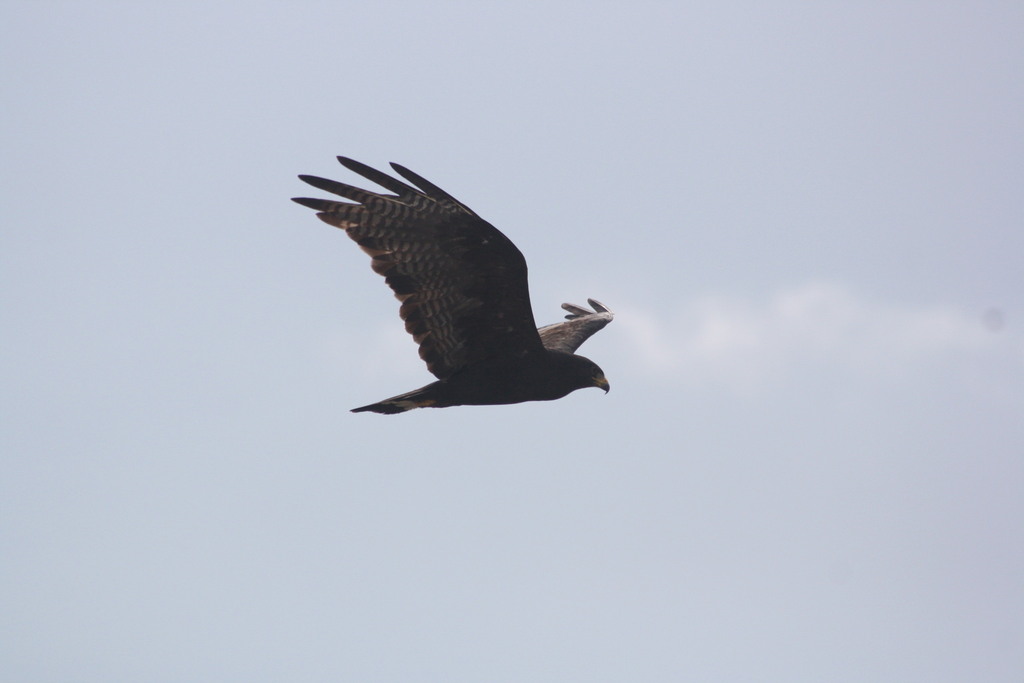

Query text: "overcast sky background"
[2, 2, 1022, 681]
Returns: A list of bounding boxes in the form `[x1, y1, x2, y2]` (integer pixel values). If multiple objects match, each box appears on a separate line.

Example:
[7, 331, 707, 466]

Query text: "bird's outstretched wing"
[293, 157, 544, 379]
[537, 298, 614, 354]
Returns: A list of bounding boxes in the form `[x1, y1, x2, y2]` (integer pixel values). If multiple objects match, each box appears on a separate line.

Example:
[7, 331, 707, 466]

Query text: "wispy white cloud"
[317, 282, 1021, 397]
[614, 282, 1022, 393]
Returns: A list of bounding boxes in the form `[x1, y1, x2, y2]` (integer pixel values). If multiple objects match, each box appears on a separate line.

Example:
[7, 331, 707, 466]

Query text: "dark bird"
[292, 157, 613, 414]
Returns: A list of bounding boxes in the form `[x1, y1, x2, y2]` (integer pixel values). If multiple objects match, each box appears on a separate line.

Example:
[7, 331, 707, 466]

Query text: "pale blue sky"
[2, 2, 1022, 681]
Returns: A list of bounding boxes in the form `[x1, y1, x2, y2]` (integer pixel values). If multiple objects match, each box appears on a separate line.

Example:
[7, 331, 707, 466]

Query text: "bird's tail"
[350, 385, 439, 414]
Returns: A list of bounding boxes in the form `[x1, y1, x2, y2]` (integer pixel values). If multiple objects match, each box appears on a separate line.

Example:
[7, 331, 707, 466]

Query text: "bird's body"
[292, 157, 613, 414]
[351, 349, 606, 414]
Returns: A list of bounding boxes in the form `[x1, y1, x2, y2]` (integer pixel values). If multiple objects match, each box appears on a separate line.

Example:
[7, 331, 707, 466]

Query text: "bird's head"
[575, 356, 609, 394]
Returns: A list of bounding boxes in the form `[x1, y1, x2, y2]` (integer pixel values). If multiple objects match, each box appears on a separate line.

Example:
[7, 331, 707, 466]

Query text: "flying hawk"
[292, 157, 613, 414]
